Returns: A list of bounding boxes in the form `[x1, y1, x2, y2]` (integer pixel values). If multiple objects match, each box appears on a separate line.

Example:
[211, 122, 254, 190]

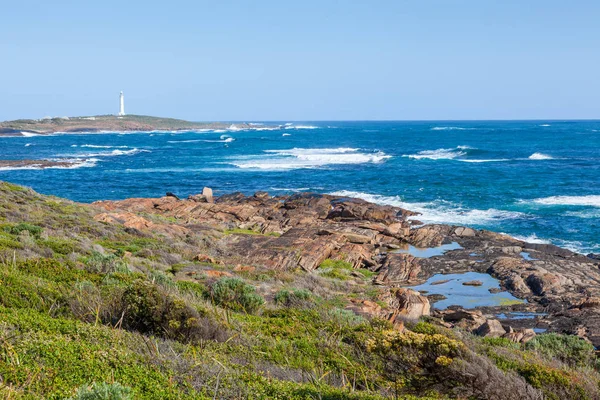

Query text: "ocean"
[1, 120, 599, 254]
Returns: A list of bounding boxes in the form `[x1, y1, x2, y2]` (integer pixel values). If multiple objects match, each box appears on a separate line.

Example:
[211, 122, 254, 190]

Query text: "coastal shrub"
[209, 277, 265, 313]
[274, 288, 315, 308]
[121, 280, 226, 342]
[525, 333, 596, 367]
[84, 251, 129, 274]
[176, 280, 208, 298]
[39, 237, 76, 255]
[68, 382, 133, 400]
[2, 222, 42, 238]
[149, 269, 176, 289]
[366, 329, 467, 386]
[326, 308, 367, 328]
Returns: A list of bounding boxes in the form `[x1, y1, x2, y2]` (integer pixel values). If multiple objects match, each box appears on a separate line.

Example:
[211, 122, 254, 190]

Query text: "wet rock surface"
[92, 190, 600, 345]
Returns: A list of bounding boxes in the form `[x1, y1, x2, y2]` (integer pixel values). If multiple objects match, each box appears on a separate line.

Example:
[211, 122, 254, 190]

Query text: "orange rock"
[234, 265, 256, 272]
[194, 254, 216, 264]
[203, 270, 233, 278]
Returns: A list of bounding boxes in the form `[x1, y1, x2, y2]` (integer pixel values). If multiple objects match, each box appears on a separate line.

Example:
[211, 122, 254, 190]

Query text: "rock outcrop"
[90, 190, 600, 346]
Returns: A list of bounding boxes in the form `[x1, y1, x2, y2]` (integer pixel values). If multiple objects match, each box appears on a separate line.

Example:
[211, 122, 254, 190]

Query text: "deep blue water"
[1, 120, 599, 253]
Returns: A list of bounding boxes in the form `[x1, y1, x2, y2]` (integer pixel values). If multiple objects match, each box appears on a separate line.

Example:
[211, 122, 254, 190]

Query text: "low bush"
[274, 288, 314, 308]
[84, 251, 129, 274]
[121, 280, 227, 342]
[209, 277, 264, 314]
[68, 382, 133, 400]
[2, 222, 42, 238]
[525, 333, 596, 367]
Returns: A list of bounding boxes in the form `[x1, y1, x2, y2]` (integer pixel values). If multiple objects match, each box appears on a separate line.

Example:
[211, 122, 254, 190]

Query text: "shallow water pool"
[396, 242, 463, 258]
[409, 271, 525, 309]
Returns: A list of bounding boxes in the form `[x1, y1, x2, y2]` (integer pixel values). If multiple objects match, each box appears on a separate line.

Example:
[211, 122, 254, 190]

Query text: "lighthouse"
[118, 91, 125, 116]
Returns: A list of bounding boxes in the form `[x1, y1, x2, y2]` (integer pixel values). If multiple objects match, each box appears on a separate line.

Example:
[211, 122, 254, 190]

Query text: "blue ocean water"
[1, 121, 599, 253]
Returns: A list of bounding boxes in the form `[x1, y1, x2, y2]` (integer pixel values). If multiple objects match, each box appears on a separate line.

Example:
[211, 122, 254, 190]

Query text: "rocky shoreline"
[92, 189, 600, 346]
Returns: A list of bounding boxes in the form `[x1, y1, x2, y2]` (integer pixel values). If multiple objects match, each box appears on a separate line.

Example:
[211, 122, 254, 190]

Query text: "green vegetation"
[0, 180, 599, 399]
[208, 277, 265, 313]
[224, 228, 281, 237]
[68, 382, 133, 400]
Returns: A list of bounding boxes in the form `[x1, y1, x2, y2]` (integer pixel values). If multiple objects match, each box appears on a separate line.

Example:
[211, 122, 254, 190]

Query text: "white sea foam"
[284, 124, 318, 130]
[430, 127, 476, 131]
[528, 152, 554, 160]
[24, 143, 33, 147]
[168, 138, 234, 144]
[282, 133, 292, 136]
[231, 148, 390, 170]
[510, 234, 551, 245]
[403, 146, 469, 160]
[539, 124, 551, 127]
[329, 190, 525, 226]
[65, 148, 151, 158]
[564, 209, 600, 219]
[529, 195, 600, 207]
[71, 144, 130, 149]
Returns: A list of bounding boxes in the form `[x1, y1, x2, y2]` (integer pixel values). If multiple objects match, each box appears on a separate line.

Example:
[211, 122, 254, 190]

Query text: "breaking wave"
[230, 148, 391, 170]
[167, 138, 234, 144]
[329, 190, 526, 226]
[403, 146, 473, 160]
[65, 148, 151, 158]
[72, 144, 130, 149]
[528, 195, 600, 207]
[430, 127, 476, 131]
[528, 152, 553, 160]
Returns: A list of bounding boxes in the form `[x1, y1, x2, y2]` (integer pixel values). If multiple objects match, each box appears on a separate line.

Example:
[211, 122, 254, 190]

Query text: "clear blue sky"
[1, 0, 599, 121]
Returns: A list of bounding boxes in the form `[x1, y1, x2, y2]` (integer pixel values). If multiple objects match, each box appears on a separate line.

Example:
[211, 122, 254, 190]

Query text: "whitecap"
[329, 190, 526, 226]
[63, 148, 151, 158]
[528, 152, 553, 160]
[528, 195, 600, 207]
[282, 133, 292, 136]
[79, 144, 129, 149]
[24, 143, 33, 147]
[430, 127, 476, 131]
[230, 148, 390, 170]
[168, 138, 234, 144]
[285, 125, 318, 130]
[539, 124, 551, 127]
[509, 234, 551, 245]
[403, 146, 468, 160]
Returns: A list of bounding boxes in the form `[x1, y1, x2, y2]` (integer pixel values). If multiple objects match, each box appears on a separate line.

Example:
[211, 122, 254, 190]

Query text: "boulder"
[476, 319, 506, 337]
[463, 280, 483, 286]
[388, 288, 431, 321]
[503, 327, 536, 343]
[526, 272, 561, 296]
[442, 309, 487, 332]
[454, 227, 476, 237]
[202, 187, 214, 203]
[374, 253, 421, 285]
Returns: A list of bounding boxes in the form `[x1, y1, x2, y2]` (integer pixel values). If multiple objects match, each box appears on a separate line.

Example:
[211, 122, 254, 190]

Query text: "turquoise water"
[1, 120, 600, 253]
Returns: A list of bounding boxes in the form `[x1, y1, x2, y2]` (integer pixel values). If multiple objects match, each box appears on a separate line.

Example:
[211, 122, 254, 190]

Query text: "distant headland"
[0, 114, 258, 136]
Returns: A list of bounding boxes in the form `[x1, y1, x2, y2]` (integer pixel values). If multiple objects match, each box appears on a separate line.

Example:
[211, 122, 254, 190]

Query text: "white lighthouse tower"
[118, 91, 125, 116]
